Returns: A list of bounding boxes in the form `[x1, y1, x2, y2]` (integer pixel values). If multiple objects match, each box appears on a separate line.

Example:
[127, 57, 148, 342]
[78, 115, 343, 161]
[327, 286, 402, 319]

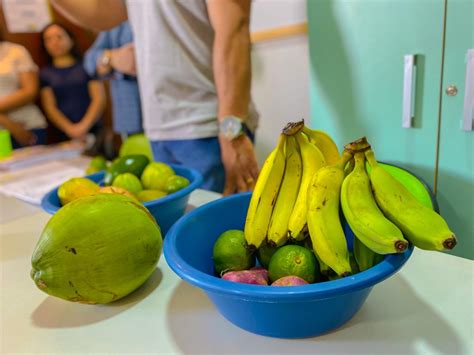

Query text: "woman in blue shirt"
[40, 23, 105, 143]
[83, 21, 142, 139]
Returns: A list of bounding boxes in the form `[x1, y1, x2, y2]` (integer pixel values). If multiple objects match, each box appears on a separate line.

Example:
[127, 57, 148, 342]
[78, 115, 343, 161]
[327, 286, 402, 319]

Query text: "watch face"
[221, 117, 243, 140]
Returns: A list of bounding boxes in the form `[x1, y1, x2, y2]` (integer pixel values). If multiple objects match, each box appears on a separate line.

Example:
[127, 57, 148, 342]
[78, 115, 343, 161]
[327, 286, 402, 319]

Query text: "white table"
[1, 190, 473, 354]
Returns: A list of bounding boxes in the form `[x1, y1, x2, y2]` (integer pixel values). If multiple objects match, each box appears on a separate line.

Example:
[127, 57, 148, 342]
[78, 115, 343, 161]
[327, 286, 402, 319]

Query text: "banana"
[267, 136, 302, 247]
[314, 251, 331, 276]
[365, 149, 457, 251]
[301, 125, 340, 165]
[306, 151, 352, 276]
[244, 135, 286, 249]
[288, 132, 326, 240]
[341, 152, 409, 254]
[353, 236, 384, 272]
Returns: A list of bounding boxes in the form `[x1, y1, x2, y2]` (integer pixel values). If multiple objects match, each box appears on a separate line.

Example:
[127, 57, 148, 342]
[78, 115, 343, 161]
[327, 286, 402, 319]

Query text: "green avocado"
[104, 154, 150, 186]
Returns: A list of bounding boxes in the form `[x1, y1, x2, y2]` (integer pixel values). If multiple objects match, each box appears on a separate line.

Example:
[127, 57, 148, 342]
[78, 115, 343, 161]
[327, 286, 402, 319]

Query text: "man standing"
[51, 0, 259, 195]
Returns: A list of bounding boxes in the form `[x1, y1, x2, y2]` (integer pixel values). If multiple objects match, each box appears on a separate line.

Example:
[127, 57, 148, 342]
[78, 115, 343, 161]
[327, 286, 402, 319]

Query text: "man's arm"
[208, 0, 251, 120]
[50, 0, 127, 31]
[207, 0, 259, 195]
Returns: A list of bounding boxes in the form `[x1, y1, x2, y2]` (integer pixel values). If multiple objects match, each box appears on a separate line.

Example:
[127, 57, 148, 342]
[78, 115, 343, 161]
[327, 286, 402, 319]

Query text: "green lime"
[88, 156, 108, 170]
[141, 162, 175, 190]
[268, 245, 318, 283]
[212, 230, 255, 275]
[137, 189, 167, 203]
[119, 134, 154, 162]
[112, 173, 143, 195]
[256, 242, 280, 269]
[165, 175, 190, 194]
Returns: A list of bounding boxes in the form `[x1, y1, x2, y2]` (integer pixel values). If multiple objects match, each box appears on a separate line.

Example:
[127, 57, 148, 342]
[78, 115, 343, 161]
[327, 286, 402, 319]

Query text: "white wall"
[249, 0, 310, 165]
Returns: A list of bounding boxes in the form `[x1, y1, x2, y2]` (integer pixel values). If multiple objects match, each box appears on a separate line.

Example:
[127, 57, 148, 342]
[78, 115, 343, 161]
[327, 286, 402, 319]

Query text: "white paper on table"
[0, 161, 85, 205]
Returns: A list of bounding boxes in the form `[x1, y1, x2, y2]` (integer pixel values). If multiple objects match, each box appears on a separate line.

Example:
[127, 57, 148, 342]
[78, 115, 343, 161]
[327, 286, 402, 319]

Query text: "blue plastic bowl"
[41, 164, 203, 235]
[164, 192, 413, 338]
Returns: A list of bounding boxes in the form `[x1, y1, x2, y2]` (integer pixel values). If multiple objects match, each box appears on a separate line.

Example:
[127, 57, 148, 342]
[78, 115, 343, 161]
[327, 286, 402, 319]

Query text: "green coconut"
[31, 193, 162, 304]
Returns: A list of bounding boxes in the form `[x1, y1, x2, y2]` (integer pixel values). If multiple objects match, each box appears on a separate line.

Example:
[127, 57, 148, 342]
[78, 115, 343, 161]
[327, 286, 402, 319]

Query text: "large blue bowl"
[164, 192, 414, 338]
[41, 164, 203, 235]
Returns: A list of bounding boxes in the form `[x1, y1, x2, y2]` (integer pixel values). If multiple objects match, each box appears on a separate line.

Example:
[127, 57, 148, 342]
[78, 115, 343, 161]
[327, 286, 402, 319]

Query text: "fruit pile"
[59, 154, 190, 206]
[213, 120, 456, 285]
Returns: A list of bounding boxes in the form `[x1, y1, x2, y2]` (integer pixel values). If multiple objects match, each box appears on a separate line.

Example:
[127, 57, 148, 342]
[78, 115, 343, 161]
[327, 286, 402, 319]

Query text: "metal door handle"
[462, 49, 474, 131]
[402, 55, 416, 128]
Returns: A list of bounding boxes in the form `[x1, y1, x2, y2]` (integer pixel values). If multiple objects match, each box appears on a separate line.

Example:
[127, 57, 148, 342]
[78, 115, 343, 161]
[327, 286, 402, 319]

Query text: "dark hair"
[40, 23, 82, 64]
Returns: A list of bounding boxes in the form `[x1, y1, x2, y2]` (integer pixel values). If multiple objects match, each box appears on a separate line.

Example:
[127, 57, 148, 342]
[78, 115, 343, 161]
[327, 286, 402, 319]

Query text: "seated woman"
[40, 23, 105, 143]
[0, 36, 47, 148]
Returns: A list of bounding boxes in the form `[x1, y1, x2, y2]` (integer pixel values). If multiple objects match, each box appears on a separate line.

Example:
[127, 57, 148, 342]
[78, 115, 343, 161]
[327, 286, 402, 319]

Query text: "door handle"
[462, 49, 474, 131]
[402, 55, 416, 128]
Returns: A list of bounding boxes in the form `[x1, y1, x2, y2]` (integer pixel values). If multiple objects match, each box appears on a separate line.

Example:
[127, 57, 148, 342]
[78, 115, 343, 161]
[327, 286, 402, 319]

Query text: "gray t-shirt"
[127, 0, 259, 141]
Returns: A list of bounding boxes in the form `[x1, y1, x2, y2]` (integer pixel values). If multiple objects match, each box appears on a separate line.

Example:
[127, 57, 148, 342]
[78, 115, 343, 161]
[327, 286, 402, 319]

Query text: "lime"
[256, 242, 280, 269]
[141, 162, 175, 190]
[112, 173, 143, 195]
[268, 245, 318, 283]
[212, 230, 255, 275]
[119, 134, 154, 162]
[88, 156, 108, 170]
[165, 175, 190, 194]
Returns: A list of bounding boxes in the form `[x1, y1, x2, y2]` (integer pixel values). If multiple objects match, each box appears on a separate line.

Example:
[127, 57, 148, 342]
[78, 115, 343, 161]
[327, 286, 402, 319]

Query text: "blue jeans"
[151, 137, 225, 193]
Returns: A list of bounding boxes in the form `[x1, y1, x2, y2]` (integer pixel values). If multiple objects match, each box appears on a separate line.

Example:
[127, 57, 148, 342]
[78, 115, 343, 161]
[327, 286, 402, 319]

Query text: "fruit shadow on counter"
[30, 268, 163, 328]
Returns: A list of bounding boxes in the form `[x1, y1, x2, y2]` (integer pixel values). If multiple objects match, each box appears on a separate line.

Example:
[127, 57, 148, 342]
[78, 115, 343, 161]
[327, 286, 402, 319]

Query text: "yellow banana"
[288, 132, 326, 240]
[365, 149, 457, 251]
[301, 125, 340, 165]
[353, 236, 384, 272]
[306, 151, 352, 276]
[341, 152, 409, 254]
[244, 135, 286, 249]
[267, 136, 302, 247]
[314, 251, 331, 276]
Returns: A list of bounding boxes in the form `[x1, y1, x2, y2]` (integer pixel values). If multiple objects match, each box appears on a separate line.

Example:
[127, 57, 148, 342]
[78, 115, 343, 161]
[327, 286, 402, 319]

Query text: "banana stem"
[282, 120, 305, 136]
[365, 149, 379, 168]
[338, 149, 353, 169]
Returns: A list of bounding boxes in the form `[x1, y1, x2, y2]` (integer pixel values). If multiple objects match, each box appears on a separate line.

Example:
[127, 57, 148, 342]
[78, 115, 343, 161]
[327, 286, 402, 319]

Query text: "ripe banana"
[306, 150, 353, 276]
[314, 251, 331, 276]
[244, 135, 286, 249]
[341, 152, 409, 254]
[365, 149, 457, 251]
[353, 235, 384, 272]
[267, 136, 302, 247]
[288, 132, 326, 240]
[301, 125, 340, 165]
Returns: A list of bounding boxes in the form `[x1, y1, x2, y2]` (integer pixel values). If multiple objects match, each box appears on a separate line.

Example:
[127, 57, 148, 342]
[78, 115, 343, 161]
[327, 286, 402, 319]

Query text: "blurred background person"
[84, 21, 142, 141]
[39, 23, 105, 144]
[0, 34, 47, 148]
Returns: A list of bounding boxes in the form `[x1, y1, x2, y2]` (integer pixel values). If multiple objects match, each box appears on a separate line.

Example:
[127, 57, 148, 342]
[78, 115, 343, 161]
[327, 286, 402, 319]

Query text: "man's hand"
[8, 121, 37, 146]
[111, 43, 137, 76]
[220, 134, 259, 196]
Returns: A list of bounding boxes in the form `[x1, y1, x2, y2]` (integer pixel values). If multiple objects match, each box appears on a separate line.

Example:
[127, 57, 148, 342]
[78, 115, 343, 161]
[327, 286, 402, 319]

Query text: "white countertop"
[1, 189, 473, 354]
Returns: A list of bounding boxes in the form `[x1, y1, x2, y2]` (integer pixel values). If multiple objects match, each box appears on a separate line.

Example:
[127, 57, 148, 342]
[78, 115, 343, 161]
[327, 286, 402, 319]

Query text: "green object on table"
[366, 162, 436, 211]
[119, 134, 154, 162]
[0, 130, 12, 158]
[104, 154, 150, 186]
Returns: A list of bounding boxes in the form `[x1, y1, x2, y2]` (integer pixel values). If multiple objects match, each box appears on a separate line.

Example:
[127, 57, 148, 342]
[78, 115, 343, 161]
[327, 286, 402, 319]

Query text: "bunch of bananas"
[244, 123, 457, 280]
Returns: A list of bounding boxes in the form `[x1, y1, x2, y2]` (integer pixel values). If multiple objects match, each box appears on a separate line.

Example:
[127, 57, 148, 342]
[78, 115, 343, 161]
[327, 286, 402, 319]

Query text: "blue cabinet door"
[437, 0, 474, 259]
[307, 0, 444, 187]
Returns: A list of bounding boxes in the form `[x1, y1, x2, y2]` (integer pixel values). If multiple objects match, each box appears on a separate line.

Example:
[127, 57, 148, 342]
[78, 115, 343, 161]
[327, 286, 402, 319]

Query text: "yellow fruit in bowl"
[137, 189, 167, 203]
[141, 162, 175, 190]
[99, 186, 137, 200]
[58, 178, 100, 206]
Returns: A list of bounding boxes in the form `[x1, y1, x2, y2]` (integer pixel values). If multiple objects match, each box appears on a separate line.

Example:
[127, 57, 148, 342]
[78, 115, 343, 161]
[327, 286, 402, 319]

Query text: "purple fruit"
[221, 270, 268, 285]
[250, 267, 269, 283]
[271, 276, 308, 286]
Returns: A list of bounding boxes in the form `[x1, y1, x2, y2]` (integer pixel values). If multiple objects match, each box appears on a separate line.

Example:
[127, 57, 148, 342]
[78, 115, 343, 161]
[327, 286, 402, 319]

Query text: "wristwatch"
[219, 115, 250, 141]
[100, 50, 112, 67]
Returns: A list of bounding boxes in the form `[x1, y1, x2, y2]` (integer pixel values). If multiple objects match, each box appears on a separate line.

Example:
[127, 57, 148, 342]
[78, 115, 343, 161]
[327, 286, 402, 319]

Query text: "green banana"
[365, 149, 457, 251]
[288, 132, 326, 240]
[353, 236, 384, 272]
[306, 151, 352, 276]
[341, 152, 409, 254]
[244, 135, 286, 249]
[267, 136, 302, 247]
[301, 125, 340, 165]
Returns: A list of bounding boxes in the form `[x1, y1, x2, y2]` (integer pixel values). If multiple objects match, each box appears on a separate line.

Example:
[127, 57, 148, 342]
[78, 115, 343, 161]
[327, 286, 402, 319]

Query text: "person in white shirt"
[0, 38, 47, 148]
[50, 0, 260, 195]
